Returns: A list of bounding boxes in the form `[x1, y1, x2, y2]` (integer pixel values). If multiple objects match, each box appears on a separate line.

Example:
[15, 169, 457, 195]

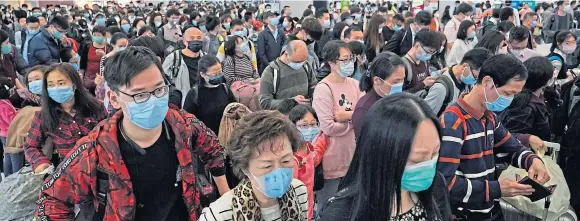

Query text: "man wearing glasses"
[36, 47, 229, 221]
[403, 29, 441, 93]
[27, 15, 71, 67]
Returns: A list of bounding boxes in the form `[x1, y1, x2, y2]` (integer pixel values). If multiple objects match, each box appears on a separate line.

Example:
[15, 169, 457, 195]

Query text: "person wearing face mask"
[314, 8, 332, 60]
[217, 19, 258, 71]
[506, 26, 538, 62]
[260, 40, 317, 110]
[204, 15, 223, 56]
[384, 11, 432, 56]
[287, 104, 328, 221]
[199, 111, 308, 221]
[79, 25, 112, 95]
[425, 48, 492, 116]
[521, 12, 539, 49]
[222, 35, 258, 87]
[447, 20, 477, 66]
[157, 9, 183, 54]
[319, 93, 452, 221]
[438, 54, 550, 221]
[257, 11, 286, 75]
[381, 14, 397, 42]
[547, 31, 577, 86]
[443, 3, 473, 50]
[162, 27, 205, 105]
[27, 16, 72, 67]
[94, 32, 128, 107]
[352, 52, 405, 136]
[312, 40, 363, 206]
[184, 54, 235, 135]
[37, 47, 229, 220]
[282, 17, 323, 72]
[402, 30, 441, 93]
[543, 1, 575, 43]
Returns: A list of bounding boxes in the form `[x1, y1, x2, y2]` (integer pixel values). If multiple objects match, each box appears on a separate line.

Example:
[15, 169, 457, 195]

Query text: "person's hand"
[34, 163, 50, 174]
[528, 135, 547, 153]
[423, 76, 436, 87]
[499, 178, 535, 197]
[95, 49, 106, 57]
[528, 158, 551, 184]
[14, 78, 24, 90]
[294, 95, 310, 104]
[440, 67, 449, 73]
[69, 55, 79, 63]
[94, 74, 104, 86]
[334, 110, 352, 122]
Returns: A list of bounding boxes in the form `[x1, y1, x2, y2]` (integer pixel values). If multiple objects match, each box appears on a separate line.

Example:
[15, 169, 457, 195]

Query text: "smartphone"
[430, 70, 440, 77]
[518, 176, 552, 202]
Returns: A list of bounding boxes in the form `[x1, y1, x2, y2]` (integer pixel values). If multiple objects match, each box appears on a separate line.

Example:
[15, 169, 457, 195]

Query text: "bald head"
[286, 40, 308, 63]
[184, 27, 204, 44]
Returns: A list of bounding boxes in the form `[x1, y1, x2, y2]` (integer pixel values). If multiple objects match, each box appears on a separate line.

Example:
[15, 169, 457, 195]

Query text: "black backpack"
[414, 76, 455, 116]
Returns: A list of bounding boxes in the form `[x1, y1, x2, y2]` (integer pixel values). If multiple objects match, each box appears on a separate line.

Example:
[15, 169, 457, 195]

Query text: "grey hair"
[226, 110, 303, 179]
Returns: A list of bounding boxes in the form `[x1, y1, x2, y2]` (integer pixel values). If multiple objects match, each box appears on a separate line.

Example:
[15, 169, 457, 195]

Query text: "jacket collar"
[457, 94, 494, 120]
[447, 65, 466, 91]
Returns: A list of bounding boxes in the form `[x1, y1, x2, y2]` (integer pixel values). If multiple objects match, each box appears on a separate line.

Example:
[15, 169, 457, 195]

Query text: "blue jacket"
[27, 27, 70, 67]
[257, 27, 286, 73]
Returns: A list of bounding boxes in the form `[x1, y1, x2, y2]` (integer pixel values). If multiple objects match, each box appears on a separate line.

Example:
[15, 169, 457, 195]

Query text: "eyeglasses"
[419, 44, 437, 55]
[297, 122, 319, 129]
[337, 57, 356, 64]
[118, 85, 169, 104]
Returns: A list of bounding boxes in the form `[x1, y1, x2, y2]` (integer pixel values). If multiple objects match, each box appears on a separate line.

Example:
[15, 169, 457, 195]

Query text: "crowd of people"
[0, 0, 578, 220]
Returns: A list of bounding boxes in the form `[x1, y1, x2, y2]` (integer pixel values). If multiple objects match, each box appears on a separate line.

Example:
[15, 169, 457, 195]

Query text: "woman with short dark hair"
[222, 35, 257, 87]
[447, 20, 476, 66]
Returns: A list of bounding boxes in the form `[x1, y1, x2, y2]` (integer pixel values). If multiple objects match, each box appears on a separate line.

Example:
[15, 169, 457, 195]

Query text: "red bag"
[231, 79, 261, 111]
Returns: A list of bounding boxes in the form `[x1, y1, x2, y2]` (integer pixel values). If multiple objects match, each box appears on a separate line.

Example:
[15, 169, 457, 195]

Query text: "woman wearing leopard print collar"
[199, 111, 309, 221]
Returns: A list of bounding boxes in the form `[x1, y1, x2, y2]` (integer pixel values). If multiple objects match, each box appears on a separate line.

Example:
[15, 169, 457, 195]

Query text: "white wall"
[279, 0, 313, 18]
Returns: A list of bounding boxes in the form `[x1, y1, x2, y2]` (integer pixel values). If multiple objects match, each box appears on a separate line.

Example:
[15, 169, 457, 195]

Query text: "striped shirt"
[222, 54, 257, 87]
[438, 96, 539, 215]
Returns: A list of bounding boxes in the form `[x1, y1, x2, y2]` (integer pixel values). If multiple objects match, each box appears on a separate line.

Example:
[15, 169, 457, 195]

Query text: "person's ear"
[108, 90, 122, 109]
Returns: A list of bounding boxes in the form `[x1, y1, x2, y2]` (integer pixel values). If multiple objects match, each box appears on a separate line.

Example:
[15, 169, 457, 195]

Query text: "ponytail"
[359, 52, 404, 92]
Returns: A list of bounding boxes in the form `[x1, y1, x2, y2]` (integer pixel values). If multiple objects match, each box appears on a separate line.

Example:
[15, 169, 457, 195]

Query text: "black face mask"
[187, 40, 202, 52]
[304, 39, 314, 45]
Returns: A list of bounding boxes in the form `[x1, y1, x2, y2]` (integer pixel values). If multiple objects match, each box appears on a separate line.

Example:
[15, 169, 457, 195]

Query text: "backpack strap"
[402, 56, 414, 84]
[94, 168, 109, 220]
[171, 50, 182, 79]
[272, 67, 279, 98]
[443, 105, 468, 141]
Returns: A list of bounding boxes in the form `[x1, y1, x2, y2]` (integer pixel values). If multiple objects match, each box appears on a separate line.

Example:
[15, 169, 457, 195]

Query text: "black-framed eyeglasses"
[419, 44, 437, 55]
[297, 122, 319, 129]
[337, 56, 356, 64]
[118, 85, 169, 104]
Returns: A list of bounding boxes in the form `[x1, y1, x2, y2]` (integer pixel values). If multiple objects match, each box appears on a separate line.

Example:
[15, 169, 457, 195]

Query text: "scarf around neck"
[231, 179, 305, 221]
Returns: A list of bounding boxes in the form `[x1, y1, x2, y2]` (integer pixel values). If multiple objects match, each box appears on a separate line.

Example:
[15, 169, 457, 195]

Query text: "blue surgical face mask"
[27, 29, 39, 35]
[378, 79, 403, 96]
[121, 23, 131, 32]
[270, 17, 279, 26]
[47, 86, 75, 104]
[468, 31, 476, 39]
[338, 61, 355, 77]
[206, 73, 224, 85]
[324, 19, 331, 29]
[532, 21, 538, 27]
[460, 67, 477, 85]
[124, 93, 169, 129]
[240, 42, 250, 54]
[248, 167, 293, 198]
[1, 44, 10, 54]
[484, 84, 514, 112]
[288, 60, 305, 70]
[393, 25, 401, 31]
[299, 126, 319, 142]
[401, 154, 438, 192]
[96, 18, 106, 25]
[52, 28, 62, 39]
[70, 63, 80, 71]
[345, 18, 353, 26]
[234, 30, 246, 37]
[192, 20, 198, 26]
[416, 52, 432, 61]
[28, 80, 43, 95]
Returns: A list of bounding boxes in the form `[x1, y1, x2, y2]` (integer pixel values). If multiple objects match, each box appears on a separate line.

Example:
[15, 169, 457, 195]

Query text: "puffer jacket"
[36, 108, 226, 221]
[27, 27, 71, 67]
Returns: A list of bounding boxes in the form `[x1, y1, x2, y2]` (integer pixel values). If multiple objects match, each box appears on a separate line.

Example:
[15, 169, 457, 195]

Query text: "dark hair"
[364, 15, 386, 51]
[92, 25, 107, 35]
[14, 10, 27, 19]
[322, 40, 351, 63]
[301, 17, 323, 40]
[110, 32, 128, 45]
[523, 12, 537, 21]
[415, 29, 441, 50]
[456, 20, 475, 40]
[332, 22, 348, 40]
[499, 7, 514, 21]
[104, 46, 163, 92]
[129, 36, 165, 61]
[414, 11, 432, 26]
[26, 16, 39, 23]
[205, 15, 220, 31]
[131, 18, 145, 29]
[231, 18, 244, 28]
[24, 65, 49, 86]
[0, 77, 12, 99]
[340, 93, 442, 221]
[461, 48, 492, 70]
[477, 54, 528, 85]
[277, 99, 299, 115]
[510, 56, 553, 109]
[393, 13, 405, 22]
[315, 8, 329, 19]
[492, 8, 501, 18]
[550, 31, 577, 52]
[41, 63, 104, 132]
[243, 11, 253, 22]
[0, 29, 8, 44]
[198, 54, 220, 74]
[509, 26, 530, 43]
[360, 52, 405, 92]
[224, 35, 242, 57]
[106, 26, 122, 36]
[49, 16, 69, 30]
[348, 41, 365, 55]
[166, 8, 180, 17]
[148, 12, 163, 28]
[475, 30, 506, 54]
[227, 111, 303, 179]
[288, 104, 318, 124]
[497, 20, 515, 33]
[302, 8, 314, 19]
[344, 26, 362, 39]
[456, 3, 474, 15]
[138, 25, 156, 36]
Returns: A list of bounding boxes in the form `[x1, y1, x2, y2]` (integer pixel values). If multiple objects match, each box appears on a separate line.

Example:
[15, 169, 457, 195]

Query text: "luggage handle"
[543, 141, 560, 161]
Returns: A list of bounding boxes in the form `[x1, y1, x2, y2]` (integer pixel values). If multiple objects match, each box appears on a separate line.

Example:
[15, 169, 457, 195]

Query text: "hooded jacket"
[27, 27, 71, 67]
[36, 108, 226, 221]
